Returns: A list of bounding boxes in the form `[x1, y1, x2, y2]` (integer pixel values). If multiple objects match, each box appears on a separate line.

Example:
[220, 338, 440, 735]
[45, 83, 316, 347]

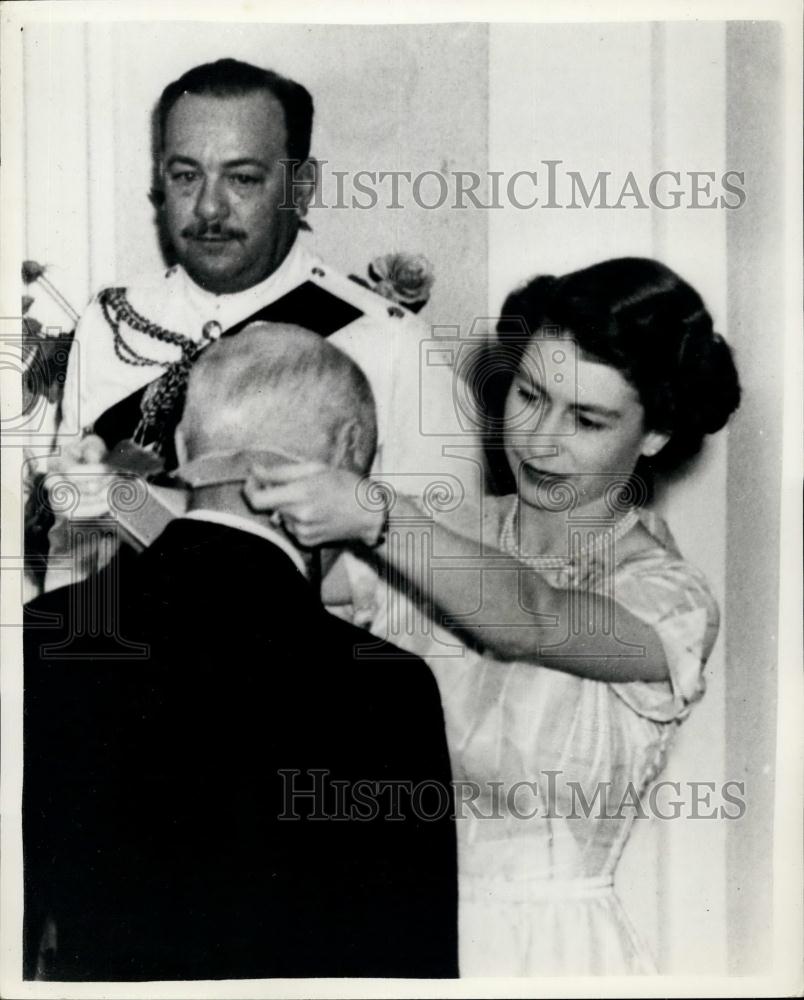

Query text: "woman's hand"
[243, 462, 385, 548]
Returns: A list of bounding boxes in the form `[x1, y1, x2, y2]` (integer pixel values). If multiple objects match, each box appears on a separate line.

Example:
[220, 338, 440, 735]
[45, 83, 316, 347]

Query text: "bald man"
[23, 328, 458, 981]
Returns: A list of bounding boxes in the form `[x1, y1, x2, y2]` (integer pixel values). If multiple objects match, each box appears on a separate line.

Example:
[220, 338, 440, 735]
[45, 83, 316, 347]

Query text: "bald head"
[178, 324, 377, 473]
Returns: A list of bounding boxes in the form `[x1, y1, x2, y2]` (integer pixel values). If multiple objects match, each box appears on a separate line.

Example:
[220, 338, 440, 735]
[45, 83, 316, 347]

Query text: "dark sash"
[92, 280, 363, 469]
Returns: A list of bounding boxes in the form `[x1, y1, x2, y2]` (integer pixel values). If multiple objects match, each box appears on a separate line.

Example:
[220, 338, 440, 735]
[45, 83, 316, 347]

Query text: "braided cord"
[97, 287, 219, 454]
[99, 286, 199, 371]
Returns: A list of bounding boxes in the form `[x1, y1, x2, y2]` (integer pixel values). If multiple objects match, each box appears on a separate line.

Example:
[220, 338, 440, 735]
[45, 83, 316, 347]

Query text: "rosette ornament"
[352, 252, 435, 314]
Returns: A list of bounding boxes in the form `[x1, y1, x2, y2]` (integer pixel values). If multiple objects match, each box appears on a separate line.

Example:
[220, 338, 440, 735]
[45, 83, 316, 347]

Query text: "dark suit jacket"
[23, 518, 458, 980]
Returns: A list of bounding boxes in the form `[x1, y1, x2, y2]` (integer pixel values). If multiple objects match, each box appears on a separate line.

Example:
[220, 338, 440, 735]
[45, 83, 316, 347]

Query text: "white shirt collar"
[180, 509, 308, 578]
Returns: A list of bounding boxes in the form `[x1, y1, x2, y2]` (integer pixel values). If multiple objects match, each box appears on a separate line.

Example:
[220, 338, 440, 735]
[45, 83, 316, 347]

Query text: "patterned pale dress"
[368, 496, 720, 977]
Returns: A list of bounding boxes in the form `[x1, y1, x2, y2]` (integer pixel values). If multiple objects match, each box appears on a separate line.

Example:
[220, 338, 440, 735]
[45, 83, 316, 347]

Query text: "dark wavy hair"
[156, 58, 314, 163]
[475, 257, 741, 494]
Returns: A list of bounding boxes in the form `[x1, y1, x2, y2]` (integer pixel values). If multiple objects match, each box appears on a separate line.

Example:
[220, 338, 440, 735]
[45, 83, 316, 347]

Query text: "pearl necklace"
[499, 498, 640, 571]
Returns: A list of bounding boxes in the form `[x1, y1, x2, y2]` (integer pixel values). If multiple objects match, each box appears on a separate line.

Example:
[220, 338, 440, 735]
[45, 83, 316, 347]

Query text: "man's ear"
[149, 159, 167, 209]
[640, 429, 671, 458]
[293, 157, 318, 220]
[331, 417, 364, 471]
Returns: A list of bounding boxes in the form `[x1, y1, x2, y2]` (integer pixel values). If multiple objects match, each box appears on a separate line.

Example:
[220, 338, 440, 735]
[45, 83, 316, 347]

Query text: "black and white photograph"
[1, 0, 801, 995]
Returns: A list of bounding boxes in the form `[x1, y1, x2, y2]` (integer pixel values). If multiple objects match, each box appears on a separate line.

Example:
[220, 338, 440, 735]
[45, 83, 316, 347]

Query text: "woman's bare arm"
[379, 495, 668, 682]
[243, 465, 669, 683]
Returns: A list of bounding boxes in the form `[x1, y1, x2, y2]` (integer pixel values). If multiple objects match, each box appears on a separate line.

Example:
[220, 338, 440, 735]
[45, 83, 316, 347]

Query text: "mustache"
[181, 224, 248, 240]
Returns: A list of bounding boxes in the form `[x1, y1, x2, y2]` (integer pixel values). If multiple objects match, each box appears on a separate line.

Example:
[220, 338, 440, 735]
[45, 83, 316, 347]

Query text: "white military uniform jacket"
[55, 240, 478, 651]
[63, 241, 450, 474]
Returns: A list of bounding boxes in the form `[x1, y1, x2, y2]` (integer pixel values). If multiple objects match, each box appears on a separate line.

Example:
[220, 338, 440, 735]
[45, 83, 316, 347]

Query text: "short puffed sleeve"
[606, 549, 720, 723]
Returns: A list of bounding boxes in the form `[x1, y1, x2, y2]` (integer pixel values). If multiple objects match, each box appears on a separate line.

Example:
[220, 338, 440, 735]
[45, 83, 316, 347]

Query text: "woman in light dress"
[246, 257, 741, 975]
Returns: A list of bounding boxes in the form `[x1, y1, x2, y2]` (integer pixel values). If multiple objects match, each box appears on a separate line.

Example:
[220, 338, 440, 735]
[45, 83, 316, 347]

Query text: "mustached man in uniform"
[47, 58, 474, 644]
[61, 57, 426, 456]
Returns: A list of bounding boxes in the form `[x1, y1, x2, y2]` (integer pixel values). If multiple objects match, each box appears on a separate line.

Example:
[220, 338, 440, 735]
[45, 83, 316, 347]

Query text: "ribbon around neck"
[173, 448, 303, 490]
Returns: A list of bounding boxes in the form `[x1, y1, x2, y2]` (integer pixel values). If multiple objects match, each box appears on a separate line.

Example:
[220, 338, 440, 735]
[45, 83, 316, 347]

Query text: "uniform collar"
[176, 240, 316, 330]
[180, 509, 308, 578]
